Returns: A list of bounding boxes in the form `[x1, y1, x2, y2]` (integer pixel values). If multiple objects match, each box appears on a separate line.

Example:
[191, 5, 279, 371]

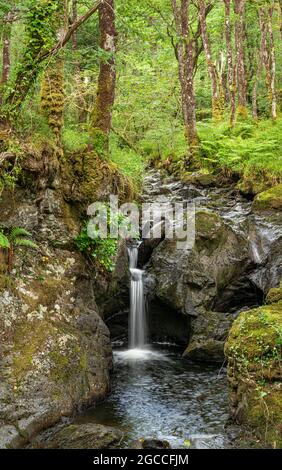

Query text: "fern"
[0, 233, 10, 249]
[10, 227, 33, 241]
[13, 238, 38, 249]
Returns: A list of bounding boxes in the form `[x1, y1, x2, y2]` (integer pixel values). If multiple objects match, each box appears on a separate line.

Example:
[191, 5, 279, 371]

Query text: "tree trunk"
[259, 6, 277, 120]
[1, 1, 101, 125]
[198, 0, 224, 120]
[171, 0, 198, 161]
[234, 0, 247, 118]
[223, 0, 236, 126]
[0, 12, 13, 118]
[267, 6, 277, 120]
[90, 0, 117, 157]
[1, 25, 11, 86]
[71, 0, 87, 123]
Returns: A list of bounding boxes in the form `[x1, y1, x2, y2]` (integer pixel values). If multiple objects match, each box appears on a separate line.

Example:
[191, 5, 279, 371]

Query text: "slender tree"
[198, 0, 224, 121]
[223, 0, 236, 126]
[234, 0, 248, 117]
[258, 4, 277, 120]
[90, 0, 117, 157]
[0, 0, 102, 127]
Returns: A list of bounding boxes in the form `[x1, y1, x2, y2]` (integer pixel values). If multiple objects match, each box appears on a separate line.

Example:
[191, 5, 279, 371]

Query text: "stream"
[77, 345, 229, 449]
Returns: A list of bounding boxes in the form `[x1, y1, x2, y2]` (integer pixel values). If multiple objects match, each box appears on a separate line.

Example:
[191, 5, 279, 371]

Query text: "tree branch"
[40, 0, 103, 61]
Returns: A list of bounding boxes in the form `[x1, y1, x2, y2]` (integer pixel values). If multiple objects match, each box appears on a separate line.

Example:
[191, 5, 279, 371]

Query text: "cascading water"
[127, 243, 147, 349]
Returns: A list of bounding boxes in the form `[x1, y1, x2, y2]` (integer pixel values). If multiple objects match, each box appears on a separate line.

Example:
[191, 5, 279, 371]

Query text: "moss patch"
[266, 282, 282, 305]
[252, 184, 282, 212]
[225, 303, 282, 448]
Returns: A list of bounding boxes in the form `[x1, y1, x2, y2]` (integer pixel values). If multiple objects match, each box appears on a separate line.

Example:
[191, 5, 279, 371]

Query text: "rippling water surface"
[77, 345, 230, 448]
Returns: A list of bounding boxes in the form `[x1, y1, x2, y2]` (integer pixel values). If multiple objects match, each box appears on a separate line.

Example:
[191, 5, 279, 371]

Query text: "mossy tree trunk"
[224, 0, 236, 127]
[258, 6, 277, 120]
[234, 0, 248, 118]
[171, 0, 199, 162]
[198, 0, 224, 121]
[90, 0, 117, 158]
[2, 1, 61, 125]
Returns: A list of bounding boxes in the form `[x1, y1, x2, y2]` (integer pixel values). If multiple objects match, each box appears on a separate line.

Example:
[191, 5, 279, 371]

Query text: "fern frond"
[0, 232, 10, 249]
[14, 238, 38, 250]
[10, 227, 32, 241]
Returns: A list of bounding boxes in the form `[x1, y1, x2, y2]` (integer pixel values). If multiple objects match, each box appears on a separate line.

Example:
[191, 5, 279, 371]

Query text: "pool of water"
[76, 345, 230, 449]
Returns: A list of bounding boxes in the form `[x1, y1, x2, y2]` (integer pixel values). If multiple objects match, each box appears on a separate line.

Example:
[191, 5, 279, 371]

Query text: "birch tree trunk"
[234, 0, 248, 117]
[223, 0, 236, 126]
[171, 0, 198, 160]
[91, 0, 117, 157]
[198, 0, 224, 120]
[259, 6, 277, 120]
[267, 6, 277, 120]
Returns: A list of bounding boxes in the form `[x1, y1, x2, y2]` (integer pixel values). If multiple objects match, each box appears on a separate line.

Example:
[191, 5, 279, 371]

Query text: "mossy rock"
[252, 184, 282, 212]
[195, 210, 228, 252]
[266, 282, 282, 305]
[225, 303, 282, 448]
[46, 424, 123, 449]
[182, 171, 217, 187]
[237, 178, 270, 197]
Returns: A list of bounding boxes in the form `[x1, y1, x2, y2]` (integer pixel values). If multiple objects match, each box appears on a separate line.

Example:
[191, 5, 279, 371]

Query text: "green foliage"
[110, 137, 145, 190]
[198, 118, 282, 183]
[62, 127, 89, 153]
[0, 232, 10, 249]
[75, 227, 118, 273]
[0, 226, 38, 272]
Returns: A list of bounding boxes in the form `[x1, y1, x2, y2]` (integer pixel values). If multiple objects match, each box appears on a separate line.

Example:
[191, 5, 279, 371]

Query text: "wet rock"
[183, 311, 233, 362]
[182, 171, 218, 187]
[131, 438, 171, 449]
[42, 423, 124, 449]
[148, 210, 249, 316]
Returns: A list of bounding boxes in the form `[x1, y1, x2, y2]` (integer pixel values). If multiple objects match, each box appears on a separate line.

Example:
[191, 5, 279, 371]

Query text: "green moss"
[91, 129, 109, 159]
[266, 282, 282, 305]
[195, 210, 228, 251]
[252, 184, 282, 211]
[225, 303, 282, 448]
[62, 149, 135, 205]
[12, 320, 55, 382]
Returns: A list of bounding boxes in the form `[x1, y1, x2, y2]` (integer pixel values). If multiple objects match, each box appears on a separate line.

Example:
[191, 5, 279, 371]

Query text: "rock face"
[144, 171, 282, 363]
[0, 187, 112, 448]
[147, 210, 251, 361]
[225, 299, 282, 448]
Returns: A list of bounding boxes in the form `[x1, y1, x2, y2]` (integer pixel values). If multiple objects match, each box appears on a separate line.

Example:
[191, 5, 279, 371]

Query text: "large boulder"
[147, 210, 250, 360]
[225, 300, 282, 448]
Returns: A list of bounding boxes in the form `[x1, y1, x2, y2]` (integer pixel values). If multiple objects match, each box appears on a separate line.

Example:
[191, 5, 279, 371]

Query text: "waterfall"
[127, 243, 146, 349]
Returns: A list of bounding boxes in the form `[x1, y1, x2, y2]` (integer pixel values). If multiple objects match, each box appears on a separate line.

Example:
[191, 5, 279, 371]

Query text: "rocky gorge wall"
[0, 143, 133, 449]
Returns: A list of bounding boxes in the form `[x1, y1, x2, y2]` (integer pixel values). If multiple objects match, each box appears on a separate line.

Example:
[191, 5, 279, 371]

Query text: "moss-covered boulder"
[266, 282, 282, 304]
[252, 184, 282, 212]
[225, 302, 282, 448]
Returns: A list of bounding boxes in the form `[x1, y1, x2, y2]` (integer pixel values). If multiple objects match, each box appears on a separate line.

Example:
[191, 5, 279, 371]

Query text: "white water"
[127, 244, 147, 350]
